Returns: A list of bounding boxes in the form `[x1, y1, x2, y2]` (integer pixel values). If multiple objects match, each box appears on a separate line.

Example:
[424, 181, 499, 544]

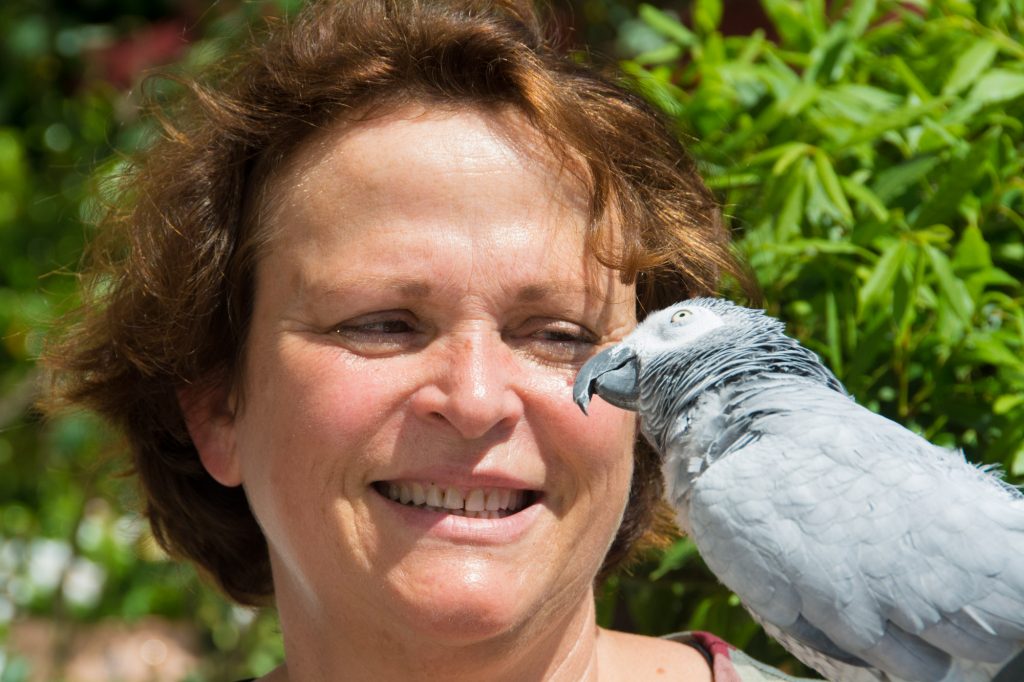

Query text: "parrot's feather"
[864, 623, 949, 682]
[786, 615, 872, 667]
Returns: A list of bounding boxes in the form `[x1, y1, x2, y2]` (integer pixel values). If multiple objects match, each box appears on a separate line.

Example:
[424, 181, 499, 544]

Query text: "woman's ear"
[177, 383, 242, 487]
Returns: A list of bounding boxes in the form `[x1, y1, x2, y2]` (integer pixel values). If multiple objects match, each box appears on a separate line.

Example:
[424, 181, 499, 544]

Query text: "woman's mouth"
[372, 480, 540, 519]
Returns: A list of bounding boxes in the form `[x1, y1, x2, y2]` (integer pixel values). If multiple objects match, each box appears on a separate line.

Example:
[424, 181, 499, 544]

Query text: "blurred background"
[1, 0, 1022, 679]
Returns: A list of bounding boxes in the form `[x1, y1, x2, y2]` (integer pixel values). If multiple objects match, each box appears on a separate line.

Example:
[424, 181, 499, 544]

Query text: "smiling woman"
[39, 1, 801, 680]
[198, 109, 644, 671]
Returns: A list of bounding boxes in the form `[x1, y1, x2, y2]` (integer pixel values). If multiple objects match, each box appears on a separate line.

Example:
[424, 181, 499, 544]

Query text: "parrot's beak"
[573, 345, 640, 415]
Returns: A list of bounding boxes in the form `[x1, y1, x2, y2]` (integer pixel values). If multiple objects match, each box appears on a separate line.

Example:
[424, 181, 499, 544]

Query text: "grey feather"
[574, 298, 1024, 682]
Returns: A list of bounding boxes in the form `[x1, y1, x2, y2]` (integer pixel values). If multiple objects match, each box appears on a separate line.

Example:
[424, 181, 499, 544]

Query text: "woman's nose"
[410, 332, 524, 440]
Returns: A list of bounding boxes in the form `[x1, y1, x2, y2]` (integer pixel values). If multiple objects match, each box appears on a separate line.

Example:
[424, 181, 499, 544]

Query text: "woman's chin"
[382, 562, 551, 644]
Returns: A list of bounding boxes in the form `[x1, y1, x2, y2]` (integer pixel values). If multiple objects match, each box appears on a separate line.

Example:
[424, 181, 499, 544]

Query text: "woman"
[45, 1, 810, 679]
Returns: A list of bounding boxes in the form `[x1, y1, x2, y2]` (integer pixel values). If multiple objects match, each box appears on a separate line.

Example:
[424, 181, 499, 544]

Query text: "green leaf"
[634, 43, 684, 66]
[825, 288, 843, 376]
[274, 0, 306, 13]
[806, 27, 851, 83]
[704, 172, 762, 189]
[844, 0, 876, 37]
[703, 31, 727, 65]
[814, 150, 853, 223]
[924, 245, 975, 321]
[826, 84, 901, 115]
[776, 169, 806, 240]
[741, 142, 803, 168]
[892, 260, 916, 337]
[999, 243, 1024, 263]
[840, 175, 889, 221]
[871, 155, 941, 204]
[886, 55, 933, 101]
[618, 20, 673, 60]
[953, 225, 992, 271]
[761, 46, 803, 93]
[806, 0, 827, 37]
[778, 82, 819, 116]
[761, 0, 808, 46]
[620, 62, 686, 117]
[804, 155, 833, 225]
[858, 241, 908, 315]
[969, 69, 1024, 105]
[737, 29, 766, 64]
[693, 0, 723, 35]
[649, 538, 699, 580]
[942, 39, 999, 96]
[767, 239, 874, 259]
[769, 142, 812, 175]
[0, 129, 28, 189]
[638, 4, 697, 47]
[912, 128, 999, 230]
[967, 268, 1019, 289]
[966, 334, 1024, 368]
[994, 394, 1024, 415]
[841, 98, 949, 148]
[1012, 445, 1024, 477]
[915, 223, 955, 246]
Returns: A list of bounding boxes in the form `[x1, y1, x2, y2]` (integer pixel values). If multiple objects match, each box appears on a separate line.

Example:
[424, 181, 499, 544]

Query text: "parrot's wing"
[685, 382, 1024, 679]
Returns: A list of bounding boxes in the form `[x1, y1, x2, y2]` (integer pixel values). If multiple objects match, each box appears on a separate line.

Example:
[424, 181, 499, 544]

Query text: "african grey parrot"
[573, 297, 1024, 682]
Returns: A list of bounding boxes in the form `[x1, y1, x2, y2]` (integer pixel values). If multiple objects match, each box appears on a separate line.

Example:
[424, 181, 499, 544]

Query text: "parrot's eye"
[671, 309, 692, 324]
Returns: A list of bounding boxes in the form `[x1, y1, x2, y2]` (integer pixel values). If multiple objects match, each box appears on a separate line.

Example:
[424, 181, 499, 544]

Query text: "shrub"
[602, 0, 1024, 670]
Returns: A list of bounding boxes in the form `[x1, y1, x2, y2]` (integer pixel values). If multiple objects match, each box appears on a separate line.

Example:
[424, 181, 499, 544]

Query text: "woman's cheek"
[271, 343, 407, 432]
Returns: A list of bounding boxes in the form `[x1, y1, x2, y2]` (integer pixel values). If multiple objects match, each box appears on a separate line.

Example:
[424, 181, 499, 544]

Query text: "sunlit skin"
[182, 105, 712, 681]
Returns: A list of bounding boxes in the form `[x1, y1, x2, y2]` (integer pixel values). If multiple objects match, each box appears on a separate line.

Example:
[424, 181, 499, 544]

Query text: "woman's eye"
[349, 319, 414, 334]
[330, 313, 421, 353]
[518, 321, 597, 364]
[535, 328, 590, 343]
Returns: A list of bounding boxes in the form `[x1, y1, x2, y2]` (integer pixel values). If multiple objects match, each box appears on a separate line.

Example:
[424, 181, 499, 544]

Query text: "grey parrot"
[573, 297, 1024, 682]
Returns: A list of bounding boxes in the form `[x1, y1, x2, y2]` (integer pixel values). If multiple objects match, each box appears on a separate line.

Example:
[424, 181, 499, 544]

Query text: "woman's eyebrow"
[301, 278, 592, 302]
[300, 276, 434, 300]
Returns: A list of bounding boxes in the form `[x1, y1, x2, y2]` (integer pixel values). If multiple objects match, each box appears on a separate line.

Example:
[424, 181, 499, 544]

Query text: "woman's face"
[205, 106, 637, 646]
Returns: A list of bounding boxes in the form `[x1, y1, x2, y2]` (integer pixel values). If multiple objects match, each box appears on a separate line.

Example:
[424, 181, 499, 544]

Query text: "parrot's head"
[573, 298, 762, 414]
[573, 297, 840, 416]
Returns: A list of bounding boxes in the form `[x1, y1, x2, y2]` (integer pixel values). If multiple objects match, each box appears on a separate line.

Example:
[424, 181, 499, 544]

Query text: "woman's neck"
[264, 590, 603, 682]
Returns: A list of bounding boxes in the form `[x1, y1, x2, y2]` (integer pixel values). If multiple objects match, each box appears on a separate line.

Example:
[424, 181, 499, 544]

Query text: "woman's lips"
[372, 480, 540, 518]
[370, 479, 545, 543]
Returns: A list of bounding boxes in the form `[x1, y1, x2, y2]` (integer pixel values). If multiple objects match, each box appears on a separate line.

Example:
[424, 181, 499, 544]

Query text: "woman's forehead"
[294, 107, 577, 193]
[246, 104, 632, 314]
[252, 103, 598, 240]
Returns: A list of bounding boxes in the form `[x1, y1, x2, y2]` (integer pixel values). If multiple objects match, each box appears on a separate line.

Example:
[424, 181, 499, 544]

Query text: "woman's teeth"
[379, 481, 532, 518]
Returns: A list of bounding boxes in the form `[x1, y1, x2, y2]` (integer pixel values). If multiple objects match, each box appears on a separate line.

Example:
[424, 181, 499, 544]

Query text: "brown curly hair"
[44, 0, 751, 606]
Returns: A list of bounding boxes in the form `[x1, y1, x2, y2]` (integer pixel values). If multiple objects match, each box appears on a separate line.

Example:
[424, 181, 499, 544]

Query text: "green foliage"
[605, 0, 1024, 672]
[0, 2, 286, 680]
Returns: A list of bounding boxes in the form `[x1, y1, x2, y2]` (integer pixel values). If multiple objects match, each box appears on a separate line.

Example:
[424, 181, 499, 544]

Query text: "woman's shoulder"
[663, 632, 822, 682]
[600, 627, 713, 681]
